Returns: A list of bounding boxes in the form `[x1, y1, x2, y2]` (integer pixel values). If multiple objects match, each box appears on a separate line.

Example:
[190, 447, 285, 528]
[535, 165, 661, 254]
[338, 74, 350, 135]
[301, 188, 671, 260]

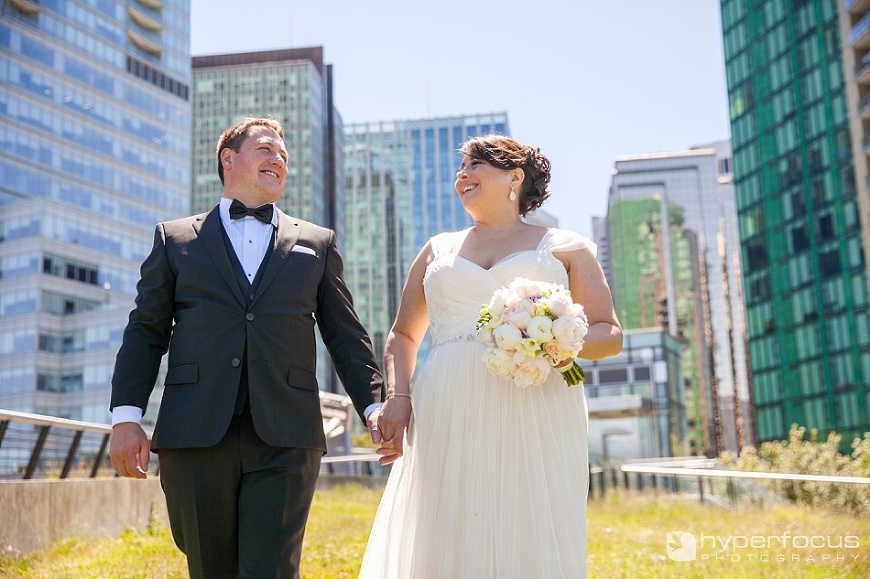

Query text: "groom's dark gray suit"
[110, 205, 383, 577]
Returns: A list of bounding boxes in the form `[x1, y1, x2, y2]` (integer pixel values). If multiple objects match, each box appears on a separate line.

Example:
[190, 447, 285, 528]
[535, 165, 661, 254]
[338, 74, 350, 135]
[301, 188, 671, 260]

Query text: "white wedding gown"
[359, 228, 591, 578]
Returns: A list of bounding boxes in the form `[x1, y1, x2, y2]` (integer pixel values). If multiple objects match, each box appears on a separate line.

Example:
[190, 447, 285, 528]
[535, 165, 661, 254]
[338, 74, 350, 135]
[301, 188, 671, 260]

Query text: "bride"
[360, 134, 623, 578]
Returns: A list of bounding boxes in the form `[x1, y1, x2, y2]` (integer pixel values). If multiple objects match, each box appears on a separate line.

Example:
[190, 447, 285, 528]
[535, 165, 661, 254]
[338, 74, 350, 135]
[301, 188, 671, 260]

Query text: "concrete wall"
[0, 474, 384, 555]
[0, 478, 169, 554]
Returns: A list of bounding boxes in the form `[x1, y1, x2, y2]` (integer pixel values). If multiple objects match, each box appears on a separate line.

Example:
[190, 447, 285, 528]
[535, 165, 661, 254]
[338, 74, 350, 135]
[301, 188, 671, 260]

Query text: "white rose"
[512, 354, 551, 388]
[552, 316, 588, 350]
[526, 316, 554, 343]
[483, 347, 515, 378]
[493, 323, 523, 351]
[488, 288, 511, 319]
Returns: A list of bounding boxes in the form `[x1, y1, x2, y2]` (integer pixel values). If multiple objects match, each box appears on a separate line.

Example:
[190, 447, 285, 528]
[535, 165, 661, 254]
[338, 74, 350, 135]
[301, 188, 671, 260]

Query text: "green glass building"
[608, 146, 752, 456]
[720, 0, 870, 446]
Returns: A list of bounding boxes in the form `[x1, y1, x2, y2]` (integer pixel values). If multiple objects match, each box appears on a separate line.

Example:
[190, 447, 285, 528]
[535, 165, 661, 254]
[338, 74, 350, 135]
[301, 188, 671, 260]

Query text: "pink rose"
[547, 292, 574, 317]
[544, 341, 572, 363]
[504, 299, 533, 330]
[509, 278, 545, 300]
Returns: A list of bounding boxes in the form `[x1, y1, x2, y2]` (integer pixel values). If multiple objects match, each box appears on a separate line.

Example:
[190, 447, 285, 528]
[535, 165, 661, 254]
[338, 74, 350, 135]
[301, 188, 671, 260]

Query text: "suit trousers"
[158, 408, 322, 579]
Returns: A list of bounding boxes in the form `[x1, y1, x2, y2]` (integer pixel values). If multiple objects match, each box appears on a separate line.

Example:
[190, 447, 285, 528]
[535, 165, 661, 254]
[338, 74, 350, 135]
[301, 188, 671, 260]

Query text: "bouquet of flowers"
[476, 277, 588, 388]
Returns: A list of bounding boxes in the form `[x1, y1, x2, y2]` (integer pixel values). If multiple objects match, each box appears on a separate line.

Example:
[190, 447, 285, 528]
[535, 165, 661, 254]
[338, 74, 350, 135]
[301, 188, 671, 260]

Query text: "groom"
[109, 117, 384, 578]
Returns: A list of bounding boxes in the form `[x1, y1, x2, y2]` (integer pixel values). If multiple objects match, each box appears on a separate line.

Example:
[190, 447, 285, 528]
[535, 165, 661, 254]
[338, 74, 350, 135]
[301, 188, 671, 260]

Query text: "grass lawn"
[1, 482, 868, 578]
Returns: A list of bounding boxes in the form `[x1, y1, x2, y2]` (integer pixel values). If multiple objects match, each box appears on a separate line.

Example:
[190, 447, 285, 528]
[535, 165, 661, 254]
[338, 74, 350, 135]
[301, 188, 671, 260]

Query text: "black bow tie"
[229, 199, 274, 224]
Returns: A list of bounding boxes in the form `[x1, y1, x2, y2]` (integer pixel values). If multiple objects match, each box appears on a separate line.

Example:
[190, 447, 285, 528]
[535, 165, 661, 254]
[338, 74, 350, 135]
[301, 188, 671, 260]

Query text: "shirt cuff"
[112, 405, 143, 426]
[363, 402, 383, 420]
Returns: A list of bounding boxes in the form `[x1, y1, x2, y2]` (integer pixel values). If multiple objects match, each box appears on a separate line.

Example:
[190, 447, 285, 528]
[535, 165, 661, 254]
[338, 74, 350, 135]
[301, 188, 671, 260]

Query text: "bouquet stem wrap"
[558, 361, 585, 386]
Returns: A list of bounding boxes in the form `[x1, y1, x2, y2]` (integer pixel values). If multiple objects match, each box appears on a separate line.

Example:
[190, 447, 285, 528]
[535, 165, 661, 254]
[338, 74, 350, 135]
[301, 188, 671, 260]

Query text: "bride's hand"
[373, 396, 412, 466]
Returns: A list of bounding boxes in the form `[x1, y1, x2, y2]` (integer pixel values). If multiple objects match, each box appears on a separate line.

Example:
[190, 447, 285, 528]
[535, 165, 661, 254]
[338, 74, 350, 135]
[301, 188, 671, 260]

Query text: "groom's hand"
[374, 397, 412, 466]
[109, 422, 150, 479]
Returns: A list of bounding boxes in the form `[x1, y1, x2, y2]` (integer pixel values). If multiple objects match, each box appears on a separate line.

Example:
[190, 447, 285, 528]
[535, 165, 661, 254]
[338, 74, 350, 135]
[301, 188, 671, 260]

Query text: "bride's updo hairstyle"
[459, 134, 552, 216]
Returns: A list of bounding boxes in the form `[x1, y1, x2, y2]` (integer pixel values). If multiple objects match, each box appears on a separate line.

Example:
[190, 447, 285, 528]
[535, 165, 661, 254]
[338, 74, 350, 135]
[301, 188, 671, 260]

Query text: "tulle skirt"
[359, 340, 589, 578]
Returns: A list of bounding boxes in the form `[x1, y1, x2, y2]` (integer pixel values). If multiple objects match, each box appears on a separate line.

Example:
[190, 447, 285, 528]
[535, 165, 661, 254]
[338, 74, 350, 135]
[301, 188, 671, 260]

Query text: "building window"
[817, 214, 835, 240]
[818, 249, 840, 277]
[43, 254, 100, 286]
[598, 368, 628, 384]
[790, 225, 809, 252]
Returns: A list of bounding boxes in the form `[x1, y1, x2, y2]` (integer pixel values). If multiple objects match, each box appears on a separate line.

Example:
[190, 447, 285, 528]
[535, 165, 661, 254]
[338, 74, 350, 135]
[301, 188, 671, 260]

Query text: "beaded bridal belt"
[432, 332, 480, 348]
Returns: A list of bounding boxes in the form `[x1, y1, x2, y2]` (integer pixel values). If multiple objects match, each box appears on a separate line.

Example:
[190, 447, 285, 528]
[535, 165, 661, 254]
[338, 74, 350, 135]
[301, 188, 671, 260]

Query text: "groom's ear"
[221, 149, 233, 171]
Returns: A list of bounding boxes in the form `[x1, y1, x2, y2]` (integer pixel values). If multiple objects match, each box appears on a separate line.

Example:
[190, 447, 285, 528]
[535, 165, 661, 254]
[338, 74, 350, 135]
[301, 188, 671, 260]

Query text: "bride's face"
[455, 155, 513, 211]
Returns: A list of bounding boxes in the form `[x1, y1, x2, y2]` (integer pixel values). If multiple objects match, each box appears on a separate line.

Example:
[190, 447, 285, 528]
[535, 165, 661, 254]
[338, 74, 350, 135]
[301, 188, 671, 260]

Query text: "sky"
[190, 0, 732, 240]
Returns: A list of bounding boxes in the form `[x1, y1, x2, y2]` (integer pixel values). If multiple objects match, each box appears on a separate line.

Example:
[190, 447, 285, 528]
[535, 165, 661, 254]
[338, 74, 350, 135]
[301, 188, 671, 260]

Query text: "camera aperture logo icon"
[667, 531, 697, 561]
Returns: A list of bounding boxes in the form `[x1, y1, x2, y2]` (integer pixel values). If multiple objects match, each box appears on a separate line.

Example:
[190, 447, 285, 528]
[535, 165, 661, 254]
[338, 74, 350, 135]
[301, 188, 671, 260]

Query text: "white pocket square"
[290, 244, 317, 257]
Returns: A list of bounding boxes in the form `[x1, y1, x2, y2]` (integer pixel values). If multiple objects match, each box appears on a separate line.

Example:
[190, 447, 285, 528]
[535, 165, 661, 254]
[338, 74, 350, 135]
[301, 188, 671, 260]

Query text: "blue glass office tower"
[343, 113, 510, 364]
[0, 0, 191, 425]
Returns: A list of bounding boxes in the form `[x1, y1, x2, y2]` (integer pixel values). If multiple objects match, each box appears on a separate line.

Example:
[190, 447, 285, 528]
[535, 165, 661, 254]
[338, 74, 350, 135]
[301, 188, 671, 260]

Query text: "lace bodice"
[422, 228, 594, 346]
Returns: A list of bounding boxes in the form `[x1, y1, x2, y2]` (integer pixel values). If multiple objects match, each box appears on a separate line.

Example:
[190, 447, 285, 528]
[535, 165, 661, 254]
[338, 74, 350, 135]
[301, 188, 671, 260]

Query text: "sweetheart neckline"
[445, 227, 552, 272]
[452, 251, 537, 272]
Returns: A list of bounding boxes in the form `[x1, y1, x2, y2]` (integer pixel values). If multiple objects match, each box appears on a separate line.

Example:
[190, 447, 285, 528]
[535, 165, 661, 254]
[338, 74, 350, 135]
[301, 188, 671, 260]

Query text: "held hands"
[109, 422, 150, 479]
[369, 395, 412, 466]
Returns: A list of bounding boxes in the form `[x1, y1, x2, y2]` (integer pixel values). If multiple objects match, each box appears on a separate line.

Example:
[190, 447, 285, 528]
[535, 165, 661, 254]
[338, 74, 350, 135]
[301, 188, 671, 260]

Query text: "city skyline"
[189, 0, 732, 240]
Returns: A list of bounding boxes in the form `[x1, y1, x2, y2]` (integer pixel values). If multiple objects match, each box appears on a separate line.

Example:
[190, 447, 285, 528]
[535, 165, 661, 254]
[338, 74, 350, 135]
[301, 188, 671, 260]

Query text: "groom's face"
[223, 126, 289, 206]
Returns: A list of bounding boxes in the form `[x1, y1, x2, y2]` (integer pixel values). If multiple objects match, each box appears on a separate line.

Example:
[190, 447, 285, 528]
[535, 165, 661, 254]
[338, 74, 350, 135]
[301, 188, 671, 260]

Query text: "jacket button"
[245, 313, 255, 321]
[231, 358, 241, 367]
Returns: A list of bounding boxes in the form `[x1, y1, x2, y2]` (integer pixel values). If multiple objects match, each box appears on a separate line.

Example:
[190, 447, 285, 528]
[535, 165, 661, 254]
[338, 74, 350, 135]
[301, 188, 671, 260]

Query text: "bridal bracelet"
[386, 393, 411, 401]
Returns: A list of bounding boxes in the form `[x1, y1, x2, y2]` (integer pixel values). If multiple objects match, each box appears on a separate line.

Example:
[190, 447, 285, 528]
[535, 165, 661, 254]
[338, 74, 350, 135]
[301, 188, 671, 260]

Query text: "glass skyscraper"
[343, 113, 509, 365]
[607, 143, 753, 456]
[191, 47, 345, 392]
[0, 0, 191, 425]
[721, 0, 870, 446]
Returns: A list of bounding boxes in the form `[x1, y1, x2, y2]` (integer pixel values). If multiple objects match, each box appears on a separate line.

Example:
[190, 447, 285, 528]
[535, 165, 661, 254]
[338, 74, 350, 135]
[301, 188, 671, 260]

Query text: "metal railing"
[586, 457, 870, 506]
[0, 392, 361, 480]
[0, 409, 117, 479]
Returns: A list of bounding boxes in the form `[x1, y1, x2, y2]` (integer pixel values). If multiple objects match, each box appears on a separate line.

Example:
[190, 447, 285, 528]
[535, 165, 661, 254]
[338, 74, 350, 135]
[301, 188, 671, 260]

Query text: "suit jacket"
[110, 207, 383, 452]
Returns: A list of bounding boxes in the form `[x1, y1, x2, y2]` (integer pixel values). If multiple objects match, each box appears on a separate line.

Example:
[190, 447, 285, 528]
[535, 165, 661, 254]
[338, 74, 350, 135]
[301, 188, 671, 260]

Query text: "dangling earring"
[509, 189, 517, 201]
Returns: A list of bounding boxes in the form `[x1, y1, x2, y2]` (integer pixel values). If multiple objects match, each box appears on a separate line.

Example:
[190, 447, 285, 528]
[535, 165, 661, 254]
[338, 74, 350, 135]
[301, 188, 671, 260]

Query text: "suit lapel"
[196, 207, 247, 306]
[253, 209, 302, 303]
